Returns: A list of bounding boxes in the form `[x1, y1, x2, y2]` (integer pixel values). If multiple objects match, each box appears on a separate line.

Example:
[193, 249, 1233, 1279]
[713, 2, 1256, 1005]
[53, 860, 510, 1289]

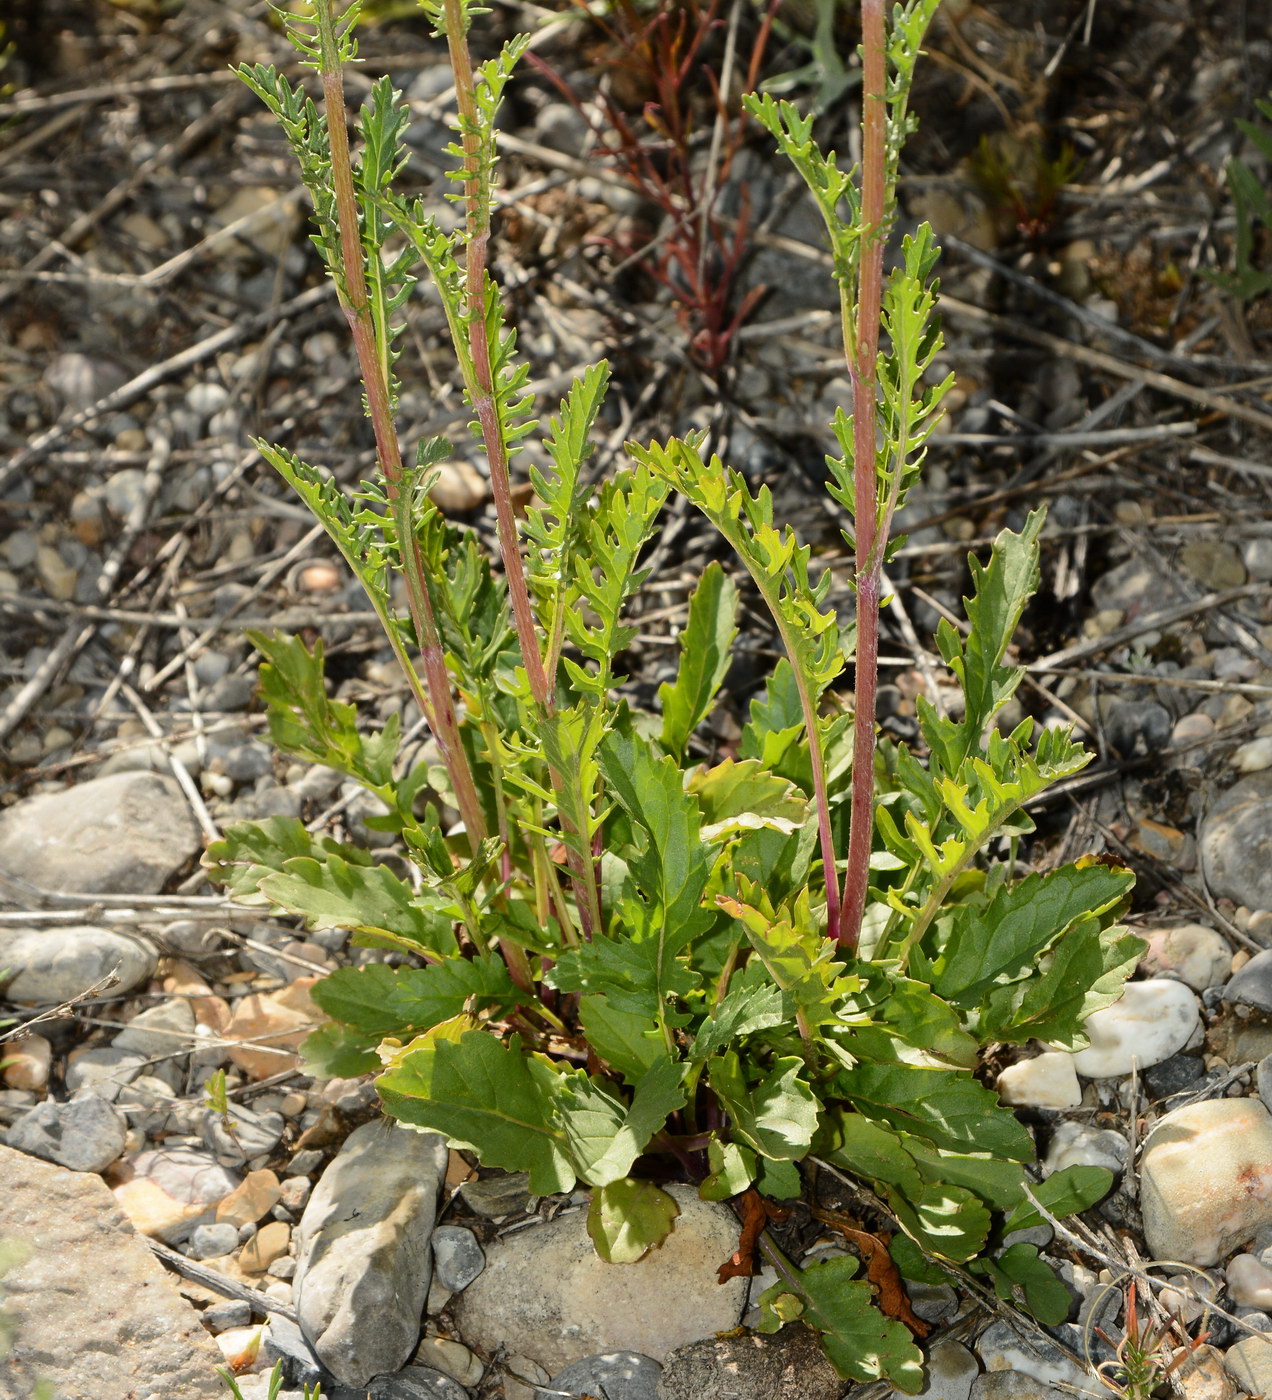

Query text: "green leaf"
[760, 1256, 925, 1390]
[310, 956, 517, 1037]
[974, 1243, 1072, 1326]
[837, 1060, 1033, 1162]
[688, 758, 808, 843]
[886, 1178, 991, 1262]
[932, 864, 1133, 1005]
[587, 1178, 681, 1263]
[710, 1052, 820, 1161]
[578, 997, 668, 1084]
[1005, 1166, 1113, 1236]
[377, 1031, 574, 1195]
[902, 1139, 1029, 1213]
[258, 854, 458, 958]
[756, 1156, 802, 1200]
[889, 1233, 951, 1286]
[300, 1022, 381, 1078]
[203, 816, 338, 903]
[658, 562, 739, 760]
[700, 1137, 756, 1201]
[690, 981, 785, 1061]
[819, 1109, 924, 1196]
[556, 1057, 687, 1187]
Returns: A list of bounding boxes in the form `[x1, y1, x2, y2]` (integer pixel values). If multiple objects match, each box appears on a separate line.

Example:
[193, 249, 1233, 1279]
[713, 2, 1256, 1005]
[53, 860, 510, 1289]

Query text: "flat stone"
[201, 1100, 286, 1164]
[294, 1119, 449, 1387]
[0, 1143, 224, 1398]
[216, 1168, 282, 1228]
[131, 1145, 240, 1206]
[430, 1224, 485, 1291]
[896, 1340, 978, 1400]
[1067, 979, 1200, 1077]
[224, 978, 321, 1079]
[455, 1183, 747, 1373]
[241, 1219, 292, 1273]
[538, 1350, 659, 1400]
[1201, 774, 1272, 911]
[112, 1176, 210, 1242]
[4, 1094, 127, 1173]
[657, 1327, 840, 1400]
[1143, 1053, 1204, 1102]
[114, 996, 196, 1059]
[1042, 1122, 1127, 1177]
[997, 1052, 1081, 1108]
[2, 1034, 51, 1091]
[976, 1321, 1087, 1389]
[1176, 1343, 1238, 1400]
[1139, 924, 1232, 991]
[1224, 949, 1272, 1015]
[0, 773, 200, 895]
[188, 1221, 241, 1260]
[360, 1366, 470, 1400]
[971, 1372, 1070, 1400]
[65, 1045, 149, 1100]
[457, 1170, 532, 1218]
[1223, 1334, 1272, 1397]
[0, 924, 156, 1004]
[1140, 1098, 1272, 1265]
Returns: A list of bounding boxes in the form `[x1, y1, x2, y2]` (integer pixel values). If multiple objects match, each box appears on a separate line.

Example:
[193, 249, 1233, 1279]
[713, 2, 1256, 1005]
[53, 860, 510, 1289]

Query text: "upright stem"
[837, 0, 888, 947]
[315, 4, 487, 854]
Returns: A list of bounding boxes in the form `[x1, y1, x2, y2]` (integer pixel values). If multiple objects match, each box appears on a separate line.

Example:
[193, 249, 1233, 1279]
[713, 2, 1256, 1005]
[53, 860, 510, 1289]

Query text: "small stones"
[1042, 1122, 1127, 1177]
[188, 1221, 242, 1260]
[4, 1095, 127, 1173]
[201, 1101, 286, 1165]
[457, 1171, 532, 1218]
[1140, 1098, 1272, 1265]
[114, 996, 196, 1060]
[1226, 1254, 1272, 1308]
[0, 772, 200, 895]
[430, 1225, 486, 1291]
[657, 1329, 840, 1400]
[997, 1052, 1081, 1109]
[413, 1335, 484, 1388]
[0, 925, 156, 1004]
[1067, 978, 1200, 1077]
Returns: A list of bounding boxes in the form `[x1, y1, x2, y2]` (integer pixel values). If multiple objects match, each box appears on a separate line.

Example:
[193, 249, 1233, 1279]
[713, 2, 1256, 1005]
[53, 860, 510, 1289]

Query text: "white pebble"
[1043, 1121, 1127, 1177]
[1229, 1254, 1272, 1308]
[1234, 737, 1272, 774]
[1066, 979, 1200, 1078]
[997, 1052, 1081, 1108]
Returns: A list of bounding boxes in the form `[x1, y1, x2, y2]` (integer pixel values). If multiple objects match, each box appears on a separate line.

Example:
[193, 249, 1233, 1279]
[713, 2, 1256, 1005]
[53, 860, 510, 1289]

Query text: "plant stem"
[314, 1, 486, 853]
[837, 0, 888, 947]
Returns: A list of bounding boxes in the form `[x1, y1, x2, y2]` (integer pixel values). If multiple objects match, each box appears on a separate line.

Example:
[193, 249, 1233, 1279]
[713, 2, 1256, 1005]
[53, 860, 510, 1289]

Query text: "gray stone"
[114, 996, 196, 1059]
[0, 1143, 224, 1398]
[907, 1281, 959, 1324]
[0, 772, 200, 894]
[1143, 1052, 1204, 1102]
[431, 1225, 485, 1291]
[539, 1351, 659, 1400]
[1201, 773, 1272, 910]
[355, 1367, 470, 1400]
[1104, 698, 1173, 758]
[65, 1045, 149, 1100]
[897, 1340, 978, 1400]
[187, 1221, 241, 1259]
[200, 1100, 286, 1164]
[970, 1373, 1070, 1400]
[263, 1312, 331, 1390]
[131, 1145, 240, 1206]
[976, 1321, 1087, 1389]
[4, 1095, 127, 1173]
[457, 1170, 532, 1218]
[657, 1327, 841, 1400]
[203, 1298, 253, 1331]
[0, 924, 156, 1004]
[1224, 948, 1272, 1015]
[294, 1119, 449, 1387]
[455, 1184, 747, 1374]
[1224, 1335, 1272, 1397]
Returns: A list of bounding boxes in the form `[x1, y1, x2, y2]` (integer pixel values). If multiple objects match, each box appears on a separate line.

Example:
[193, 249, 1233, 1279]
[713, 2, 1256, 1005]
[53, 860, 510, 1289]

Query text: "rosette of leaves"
[205, 0, 1142, 1386]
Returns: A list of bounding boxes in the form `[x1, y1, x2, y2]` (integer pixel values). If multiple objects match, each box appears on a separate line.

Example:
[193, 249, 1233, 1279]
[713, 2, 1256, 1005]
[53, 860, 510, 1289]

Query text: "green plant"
[1204, 92, 1272, 302]
[219, 1359, 323, 1400]
[205, 0, 1143, 1385]
[1090, 1280, 1213, 1400]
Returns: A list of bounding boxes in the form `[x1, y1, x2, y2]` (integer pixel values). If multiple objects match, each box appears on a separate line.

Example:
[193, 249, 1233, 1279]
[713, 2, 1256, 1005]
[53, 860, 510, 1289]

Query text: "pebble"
[428, 459, 489, 513]
[997, 1052, 1081, 1108]
[224, 978, 321, 1080]
[0, 925, 156, 1005]
[657, 1328, 840, 1400]
[240, 1219, 291, 1273]
[1140, 924, 1233, 991]
[131, 1145, 240, 1207]
[413, 1335, 484, 1387]
[430, 1225, 486, 1291]
[0, 772, 201, 895]
[1178, 1344, 1239, 1400]
[1223, 949, 1272, 1015]
[1233, 737, 1272, 774]
[1223, 1335, 1272, 1397]
[976, 1321, 1088, 1390]
[114, 996, 196, 1060]
[1173, 713, 1218, 748]
[1201, 774, 1272, 911]
[457, 1171, 532, 1218]
[1226, 1253, 1272, 1307]
[215, 1168, 282, 1228]
[360, 1366, 470, 1400]
[201, 1101, 286, 1164]
[294, 1120, 449, 1387]
[188, 1221, 242, 1260]
[505, 1355, 551, 1400]
[1140, 1098, 1272, 1264]
[970, 1373, 1070, 1400]
[1244, 539, 1272, 582]
[279, 1175, 312, 1213]
[538, 1351, 660, 1400]
[1066, 978, 1200, 1077]
[455, 1183, 748, 1373]
[1042, 1121, 1127, 1176]
[0, 1143, 226, 1397]
[2, 1033, 51, 1091]
[204, 1299, 253, 1332]
[4, 1095, 127, 1173]
[1181, 540, 1246, 589]
[897, 1340, 979, 1400]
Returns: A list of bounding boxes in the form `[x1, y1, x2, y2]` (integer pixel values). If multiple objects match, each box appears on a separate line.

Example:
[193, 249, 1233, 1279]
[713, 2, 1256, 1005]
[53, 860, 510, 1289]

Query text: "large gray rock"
[0, 1143, 224, 1398]
[0, 772, 200, 895]
[1200, 773, 1272, 911]
[541, 1351, 660, 1400]
[657, 1327, 842, 1400]
[0, 924, 156, 1004]
[455, 1183, 747, 1374]
[1140, 1098, 1272, 1265]
[4, 1095, 127, 1173]
[294, 1119, 448, 1387]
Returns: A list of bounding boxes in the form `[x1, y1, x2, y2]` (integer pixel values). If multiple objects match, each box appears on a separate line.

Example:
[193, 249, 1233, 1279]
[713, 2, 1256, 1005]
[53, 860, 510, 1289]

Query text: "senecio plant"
[207, 0, 1144, 1384]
